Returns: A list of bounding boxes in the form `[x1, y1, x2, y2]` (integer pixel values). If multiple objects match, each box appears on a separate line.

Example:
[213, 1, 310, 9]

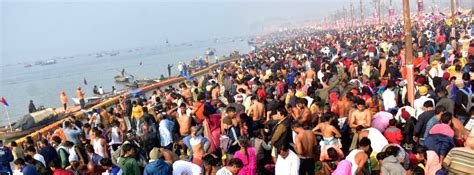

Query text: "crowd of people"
[1, 13, 474, 175]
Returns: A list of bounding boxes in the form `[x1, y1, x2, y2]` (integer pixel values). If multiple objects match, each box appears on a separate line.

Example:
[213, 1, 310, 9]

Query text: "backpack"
[459, 88, 474, 113]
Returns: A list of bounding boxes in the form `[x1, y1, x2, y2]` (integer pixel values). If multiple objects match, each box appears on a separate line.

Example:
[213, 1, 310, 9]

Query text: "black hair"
[226, 106, 236, 113]
[440, 112, 452, 124]
[376, 152, 388, 161]
[25, 146, 36, 153]
[24, 155, 34, 163]
[228, 158, 244, 168]
[14, 158, 26, 165]
[434, 105, 447, 115]
[327, 147, 338, 160]
[320, 113, 332, 122]
[52, 136, 62, 145]
[423, 100, 434, 108]
[278, 144, 291, 153]
[385, 145, 400, 157]
[296, 98, 308, 105]
[389, 118, 397, 126]
[10, 141, 17, 147]
[85, 144, 94, 153]
[275, 105, 288, 116]
[99, 158, 113, 167]
[122, 143, 133, 152]
[64, 141, 74, 147]
[413, 145, 428, 161]
[358, 137, 371, 147]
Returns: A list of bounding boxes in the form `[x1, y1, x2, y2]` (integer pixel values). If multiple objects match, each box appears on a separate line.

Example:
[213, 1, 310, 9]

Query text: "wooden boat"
[71, 97, 102, 108]
[114, 75, 129, 83]
[0, 124, 48, 140]
[13, 57, 238, 146]
[0, 108, 65, 140]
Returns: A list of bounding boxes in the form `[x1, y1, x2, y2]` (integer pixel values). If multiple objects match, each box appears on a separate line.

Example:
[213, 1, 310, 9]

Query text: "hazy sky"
[1, 0, 444, 64]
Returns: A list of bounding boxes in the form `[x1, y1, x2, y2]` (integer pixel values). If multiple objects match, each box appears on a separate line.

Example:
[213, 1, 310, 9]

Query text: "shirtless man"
[294, 98, 312, 128]
[176, 103, 191, 154]
[312, 114, 342, 150]
[291, 122, 317, 175]
[337, 93, 353, 119]
[247, 96, 265, 129]
[349, 99, 372, 150]
[305, 66, 316, 86]
[180, 83, 192, 100]
[211, 84, 220, 100]
[176, 103, 191, 136]
[345, 137, 370, 175]
[337, 92, 354, 129]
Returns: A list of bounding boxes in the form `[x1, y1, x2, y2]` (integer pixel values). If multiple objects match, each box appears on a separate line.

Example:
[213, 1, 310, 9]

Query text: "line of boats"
[24, 59, 57, 68]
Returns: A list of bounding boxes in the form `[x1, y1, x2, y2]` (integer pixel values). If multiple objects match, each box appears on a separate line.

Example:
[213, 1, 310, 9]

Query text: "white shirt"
[364, 128, 389, 153]
[275, 150, 300, 175]
[34, 153, 46, 167]
[414, 96, 435, 119]
[216, 167, 233, 175]
[172, 160, 202, 175]
[382, 88, 396, 111]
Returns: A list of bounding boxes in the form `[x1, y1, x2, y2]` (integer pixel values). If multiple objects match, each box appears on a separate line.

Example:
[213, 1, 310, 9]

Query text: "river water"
[0, 40, 250, 125]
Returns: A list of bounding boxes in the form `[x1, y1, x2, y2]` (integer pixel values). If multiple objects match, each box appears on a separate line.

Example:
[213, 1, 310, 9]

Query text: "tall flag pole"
[0, 97, 13, 132]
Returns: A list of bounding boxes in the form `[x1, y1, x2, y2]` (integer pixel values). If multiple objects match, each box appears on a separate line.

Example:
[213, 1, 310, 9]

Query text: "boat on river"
[114, 75, 129, 83]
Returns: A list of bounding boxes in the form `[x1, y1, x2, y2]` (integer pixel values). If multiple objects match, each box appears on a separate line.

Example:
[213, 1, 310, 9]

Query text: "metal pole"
[4, 105, 13, 132]
[378, 0, 382, 24]
[451, 0, 456, 26]
[360, 0, 364, 26]
[351, 2, 354, 27]
[403, 0, 415, 107]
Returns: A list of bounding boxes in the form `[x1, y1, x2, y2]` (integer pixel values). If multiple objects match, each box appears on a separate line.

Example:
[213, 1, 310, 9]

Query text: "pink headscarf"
[332, 160, 352, 175]
[425, 151, 442, 175]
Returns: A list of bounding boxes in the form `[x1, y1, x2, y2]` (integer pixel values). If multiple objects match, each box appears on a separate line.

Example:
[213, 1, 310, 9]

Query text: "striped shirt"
[443, 147, 474, 174]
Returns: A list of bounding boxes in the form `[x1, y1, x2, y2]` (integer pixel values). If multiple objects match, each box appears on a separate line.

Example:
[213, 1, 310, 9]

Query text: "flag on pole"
[0, 97, 9, 106]
[83, 77, 88, 85]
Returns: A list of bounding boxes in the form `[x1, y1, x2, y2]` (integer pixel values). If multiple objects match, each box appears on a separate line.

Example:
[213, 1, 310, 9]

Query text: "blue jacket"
[143, 159, 172, 175]
[22, 164, 39, 175]
[424, 134, 455, 157]
[0, 146, 13, 174]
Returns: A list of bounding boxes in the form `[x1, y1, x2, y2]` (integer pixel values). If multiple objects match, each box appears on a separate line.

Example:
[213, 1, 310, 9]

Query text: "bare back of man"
[337, 99, 351, 118]
[295, 130, 317, 158]
[249, 101, 265, 121]
[312, 122, 341, 138]
[306, 69, 316, 83]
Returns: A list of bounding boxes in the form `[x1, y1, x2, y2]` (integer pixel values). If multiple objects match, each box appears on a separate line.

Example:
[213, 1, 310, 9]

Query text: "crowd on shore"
[1, 13, 474, 175]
